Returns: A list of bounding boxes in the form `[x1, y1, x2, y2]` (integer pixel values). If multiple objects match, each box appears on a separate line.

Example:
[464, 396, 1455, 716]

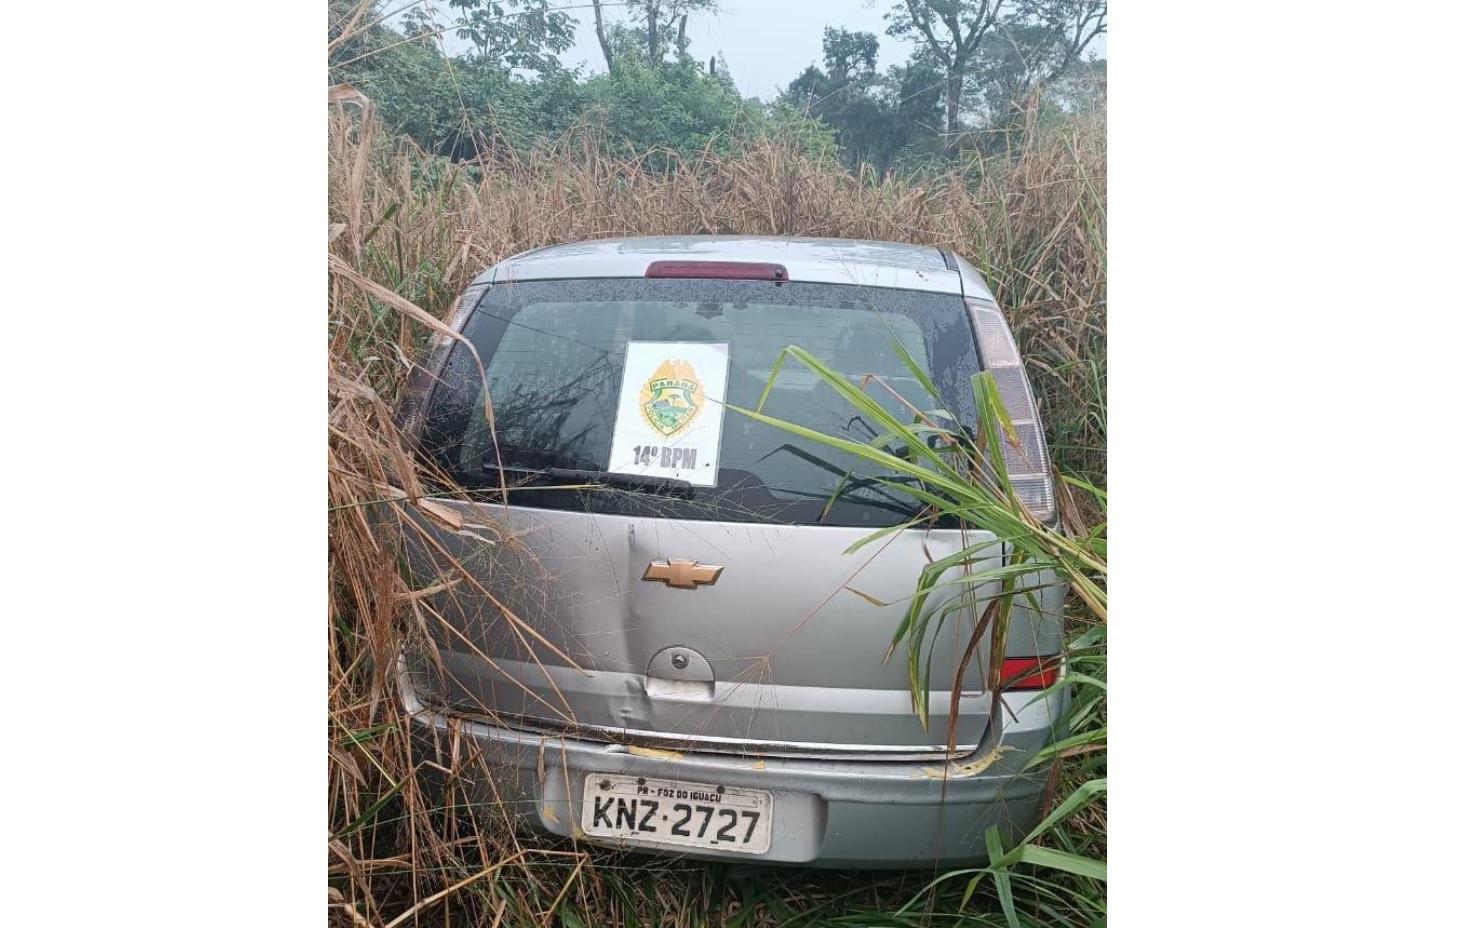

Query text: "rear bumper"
[402, 673, 1064, 868]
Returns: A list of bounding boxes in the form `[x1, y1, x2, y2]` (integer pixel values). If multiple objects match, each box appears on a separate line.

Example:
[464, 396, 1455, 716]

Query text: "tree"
[966, 1, 1105, 122]
[591, 0, 718, 70]
[332, 1, 587, 161]
[1047, 55, 1105, 115]
[581, 46, 760, 162]
[590, 0, 616, 70]
[822, 27, 880, 81]
[885, 1, 1006, 156]
[443, 0, 576, 73]
[709, 52, 736, 92]
[1029, 0, 1106, 86]
[781, 28, 941, 175]
[885, 1, 1104, 156]
[883, 49, 948, 167]
[965, 20, 1062, 124]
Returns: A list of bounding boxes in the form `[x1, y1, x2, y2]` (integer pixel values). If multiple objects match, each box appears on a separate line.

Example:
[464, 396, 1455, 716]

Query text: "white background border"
[1, 1, 1461, 923]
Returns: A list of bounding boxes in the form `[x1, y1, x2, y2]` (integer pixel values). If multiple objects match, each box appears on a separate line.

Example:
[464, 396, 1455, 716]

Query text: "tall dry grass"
[328, 97, 1106, 926]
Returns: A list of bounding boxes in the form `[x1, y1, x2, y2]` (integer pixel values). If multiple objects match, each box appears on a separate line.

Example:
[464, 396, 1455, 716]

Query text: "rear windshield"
[419, 277, 981, 526]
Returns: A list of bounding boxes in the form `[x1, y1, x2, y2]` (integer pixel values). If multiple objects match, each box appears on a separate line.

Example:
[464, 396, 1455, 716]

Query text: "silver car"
[396, 236, 1067, 867]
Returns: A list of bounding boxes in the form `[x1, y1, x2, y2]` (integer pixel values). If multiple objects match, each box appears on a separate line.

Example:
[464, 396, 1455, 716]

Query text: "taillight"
[645, 260, 788, 281]
[999, 655, 1061, 690]
[966, 297, 1056, 522]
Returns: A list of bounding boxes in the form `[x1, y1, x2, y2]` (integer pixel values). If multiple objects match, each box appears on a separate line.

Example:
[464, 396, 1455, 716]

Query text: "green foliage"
[781, 28, 944, 175]
[885, 0, 1106, 156]
[333, 1, 772, 164]
[332, 1, 1105, 170]
[335, 31, 588, 160]
[964, 3, 1109, 148]
[438, 0, 576, 72]
[580, 43, 763, 159]
[968, 20, 1072, 121]
[619, 0, 720, 66]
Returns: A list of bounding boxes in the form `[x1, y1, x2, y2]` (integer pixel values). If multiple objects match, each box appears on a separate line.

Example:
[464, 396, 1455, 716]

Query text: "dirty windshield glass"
[420, 278, 981, 526]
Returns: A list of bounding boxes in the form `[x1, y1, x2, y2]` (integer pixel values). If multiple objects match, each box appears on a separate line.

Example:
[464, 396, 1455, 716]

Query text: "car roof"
[478, 236, 993, 299]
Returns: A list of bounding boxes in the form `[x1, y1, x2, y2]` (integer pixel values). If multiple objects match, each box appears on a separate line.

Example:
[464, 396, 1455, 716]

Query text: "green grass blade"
[1023, 778, 1106, 844]
[985, 826, 1020, 928]
[891, 335, 941, 400]
[1008, 845, 1107, 882]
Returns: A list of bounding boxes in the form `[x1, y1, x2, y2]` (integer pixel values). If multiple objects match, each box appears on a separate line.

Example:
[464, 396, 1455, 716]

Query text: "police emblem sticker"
[640, 359, 703, 436]
[608, 342, 730, 487]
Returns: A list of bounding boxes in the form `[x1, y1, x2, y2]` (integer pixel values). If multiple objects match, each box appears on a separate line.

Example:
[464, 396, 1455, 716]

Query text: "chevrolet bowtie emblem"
[642, 559, 724, 589]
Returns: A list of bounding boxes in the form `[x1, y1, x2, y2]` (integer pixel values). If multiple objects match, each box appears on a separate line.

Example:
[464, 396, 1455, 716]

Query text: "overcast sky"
[561, 0, 910, 100]
[403, 1, 1107, 102]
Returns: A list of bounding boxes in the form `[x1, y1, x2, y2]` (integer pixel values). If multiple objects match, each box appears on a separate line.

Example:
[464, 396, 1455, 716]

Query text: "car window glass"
[421, 278, 980, 526]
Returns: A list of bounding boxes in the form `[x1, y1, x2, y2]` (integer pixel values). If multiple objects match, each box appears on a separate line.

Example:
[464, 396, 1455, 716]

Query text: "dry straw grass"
[327, 96, 1105, 925]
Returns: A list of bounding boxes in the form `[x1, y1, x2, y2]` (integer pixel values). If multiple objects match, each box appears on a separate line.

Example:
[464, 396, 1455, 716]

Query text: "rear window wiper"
[485, 465, 694, 494]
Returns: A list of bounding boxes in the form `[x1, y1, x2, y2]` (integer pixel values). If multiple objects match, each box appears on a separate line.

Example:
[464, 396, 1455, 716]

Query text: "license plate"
[580, 773, 773, 854]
